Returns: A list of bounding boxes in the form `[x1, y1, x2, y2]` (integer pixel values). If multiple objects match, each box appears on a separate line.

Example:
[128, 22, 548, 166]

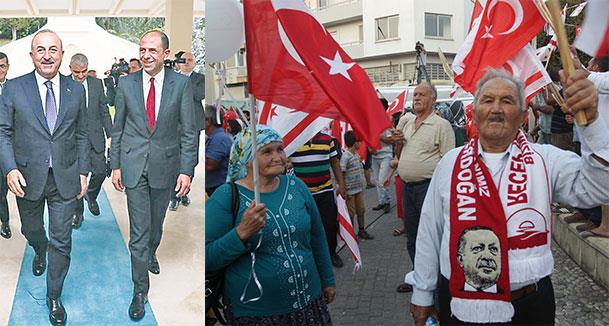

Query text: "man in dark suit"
[168, 51, 203, 210]
[69, 53, 113, 228]
[0, 52, 12, 239]
[0, 30, 89, 326]
[110, 30, 197, 321]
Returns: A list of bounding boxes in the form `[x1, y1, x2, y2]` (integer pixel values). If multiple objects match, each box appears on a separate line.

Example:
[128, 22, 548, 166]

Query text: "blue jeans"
[372, 156, 392, 205]
[402, 179, 431, 265]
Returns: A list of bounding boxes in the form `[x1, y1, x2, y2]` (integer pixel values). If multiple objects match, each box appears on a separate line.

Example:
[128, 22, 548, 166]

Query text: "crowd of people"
[0, 28, 204, 325]
[205, 52, 609, 325]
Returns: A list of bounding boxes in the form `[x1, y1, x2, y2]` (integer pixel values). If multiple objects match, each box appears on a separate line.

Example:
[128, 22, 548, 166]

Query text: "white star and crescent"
[320, 51, 356, 81]
[481, 0, 524, 39]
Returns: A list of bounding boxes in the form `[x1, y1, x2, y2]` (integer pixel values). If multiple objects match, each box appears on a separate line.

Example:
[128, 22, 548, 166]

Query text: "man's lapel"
[86, 76, 93, 110]
[25, 72, 51, 135]
[55, 74, 71, 132]
[133, 70, 151, 134]
[152, 68, 174, 135]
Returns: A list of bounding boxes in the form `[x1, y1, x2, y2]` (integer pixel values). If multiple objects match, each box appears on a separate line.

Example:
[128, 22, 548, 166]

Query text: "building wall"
[362, 0, 413, 58]
[327, 20, 362, 46]
[412, 0, 467, 54]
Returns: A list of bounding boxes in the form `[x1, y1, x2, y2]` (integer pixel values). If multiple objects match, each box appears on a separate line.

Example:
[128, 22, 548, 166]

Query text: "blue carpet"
[9, 189, 158, 325]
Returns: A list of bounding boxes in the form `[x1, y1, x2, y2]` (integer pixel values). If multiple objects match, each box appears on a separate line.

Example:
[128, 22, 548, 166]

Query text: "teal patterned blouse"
[205, 175, 336, 317]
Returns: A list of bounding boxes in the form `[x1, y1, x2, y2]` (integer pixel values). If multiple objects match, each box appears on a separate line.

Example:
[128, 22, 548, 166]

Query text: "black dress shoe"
[148, 254, 160, 274]
[181, 195, 191, 207]
[0, 223, 11, 239]
[168, 199, 179, 211]
[372, 204, 384, 211]
[33, 251, 46, 276]
[129, 293, 147, 321]
[331, 253, 344, 268]
[87, 199, 100, 216]
[71, 214, 83, 229]
[47, 297, 66, 325]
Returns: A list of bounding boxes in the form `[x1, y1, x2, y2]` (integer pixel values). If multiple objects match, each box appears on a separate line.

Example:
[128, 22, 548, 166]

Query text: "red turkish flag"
[244, 0, 391, 148]
[386, 90, 407, 117]
[453, 0, 545, 94]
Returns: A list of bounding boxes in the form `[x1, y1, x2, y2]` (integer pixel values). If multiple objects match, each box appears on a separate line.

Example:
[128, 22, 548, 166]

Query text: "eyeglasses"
[0, 64, 8, 70]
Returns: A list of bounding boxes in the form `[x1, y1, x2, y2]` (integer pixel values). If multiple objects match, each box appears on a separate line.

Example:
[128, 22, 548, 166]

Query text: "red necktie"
[146, 77, 156, 130]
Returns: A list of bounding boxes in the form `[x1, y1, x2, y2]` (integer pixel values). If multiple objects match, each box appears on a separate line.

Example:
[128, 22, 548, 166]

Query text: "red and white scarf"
[449, 131, 552, 323]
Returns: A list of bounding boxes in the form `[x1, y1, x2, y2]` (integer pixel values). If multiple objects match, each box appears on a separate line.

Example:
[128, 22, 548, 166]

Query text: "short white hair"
[473, 69, 526, 112]
[70, 53, 88, 67]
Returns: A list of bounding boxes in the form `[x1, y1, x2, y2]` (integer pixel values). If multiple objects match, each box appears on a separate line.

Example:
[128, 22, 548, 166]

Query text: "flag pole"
[547, 0, 587, 125]
[249, 94, 261, 204]
[544, 48, 554, 70]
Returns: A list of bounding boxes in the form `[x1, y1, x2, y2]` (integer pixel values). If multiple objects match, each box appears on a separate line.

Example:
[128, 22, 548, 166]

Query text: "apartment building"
[222, 0, 474, 101]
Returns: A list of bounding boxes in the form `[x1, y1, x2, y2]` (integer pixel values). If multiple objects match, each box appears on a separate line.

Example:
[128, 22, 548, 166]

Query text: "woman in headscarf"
[205, 125, 336, 325]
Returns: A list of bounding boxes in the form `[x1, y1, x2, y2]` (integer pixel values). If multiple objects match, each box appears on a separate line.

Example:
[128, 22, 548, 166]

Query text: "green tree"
[95, 17, 165, 44]
[0, 18, 46, 41]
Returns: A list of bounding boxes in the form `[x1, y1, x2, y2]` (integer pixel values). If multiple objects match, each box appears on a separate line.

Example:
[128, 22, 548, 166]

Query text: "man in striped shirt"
[291, 132, 346, 268]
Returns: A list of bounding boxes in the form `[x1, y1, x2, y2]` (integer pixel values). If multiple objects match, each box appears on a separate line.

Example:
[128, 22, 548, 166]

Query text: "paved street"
[328, 183, 609, 326]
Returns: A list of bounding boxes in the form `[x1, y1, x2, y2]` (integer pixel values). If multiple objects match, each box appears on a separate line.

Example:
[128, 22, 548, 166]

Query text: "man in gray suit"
[69, 53, 113, 228]
[0, 52, 12, 239]
[0, 30, 88, 326]
[110, 30, 197, 321]
[168, 51, 204, 210]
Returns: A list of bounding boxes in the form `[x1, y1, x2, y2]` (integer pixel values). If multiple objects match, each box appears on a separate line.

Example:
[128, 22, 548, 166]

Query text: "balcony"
[225, 66, 248, 85]
[341, 41, 364, 59]
[313, 0, 362, 26]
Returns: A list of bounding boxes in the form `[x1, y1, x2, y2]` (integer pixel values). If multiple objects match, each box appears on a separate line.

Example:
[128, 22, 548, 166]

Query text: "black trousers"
[75, 149, 107, 215]
[313, 190, 338, 255]
[402, 179, 431, 265]
[438, 276, 555, 325]
[0, 175, 8, 224]
[125, 164, 171, 295]
[16, 169, 75, 299]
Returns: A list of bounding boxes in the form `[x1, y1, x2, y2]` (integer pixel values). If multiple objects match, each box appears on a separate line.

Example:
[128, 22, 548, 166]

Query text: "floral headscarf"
[227, 125, 283, 182]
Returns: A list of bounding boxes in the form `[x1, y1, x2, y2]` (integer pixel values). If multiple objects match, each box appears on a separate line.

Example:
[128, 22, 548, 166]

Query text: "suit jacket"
[190, 71, 205, 132]
[110, 68, 197, 189]
[0, 72, 89, 200]
[84, 76, 113, 153]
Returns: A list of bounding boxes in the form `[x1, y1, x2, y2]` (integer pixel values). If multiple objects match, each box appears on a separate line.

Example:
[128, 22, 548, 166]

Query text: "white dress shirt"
[34, 71, 61, 115]
[409, 116, 609, 307]
[142, 68, 164, 121]
[82, 78, 88, 106]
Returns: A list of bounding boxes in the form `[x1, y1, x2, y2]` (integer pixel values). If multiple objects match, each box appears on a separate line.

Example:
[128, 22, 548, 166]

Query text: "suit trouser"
[0, 176, 9, 224]
[16, 169, 75, 299]
[75, 149, 107, 215]
[125, 165, 171, 294]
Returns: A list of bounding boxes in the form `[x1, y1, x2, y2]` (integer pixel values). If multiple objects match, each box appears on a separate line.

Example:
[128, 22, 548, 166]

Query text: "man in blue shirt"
[205, 105, 233, 196]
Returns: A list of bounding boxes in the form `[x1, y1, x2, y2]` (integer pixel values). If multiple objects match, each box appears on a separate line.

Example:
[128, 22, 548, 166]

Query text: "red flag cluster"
[453, 0, 546, 94]
[244, 0, 391, 149]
